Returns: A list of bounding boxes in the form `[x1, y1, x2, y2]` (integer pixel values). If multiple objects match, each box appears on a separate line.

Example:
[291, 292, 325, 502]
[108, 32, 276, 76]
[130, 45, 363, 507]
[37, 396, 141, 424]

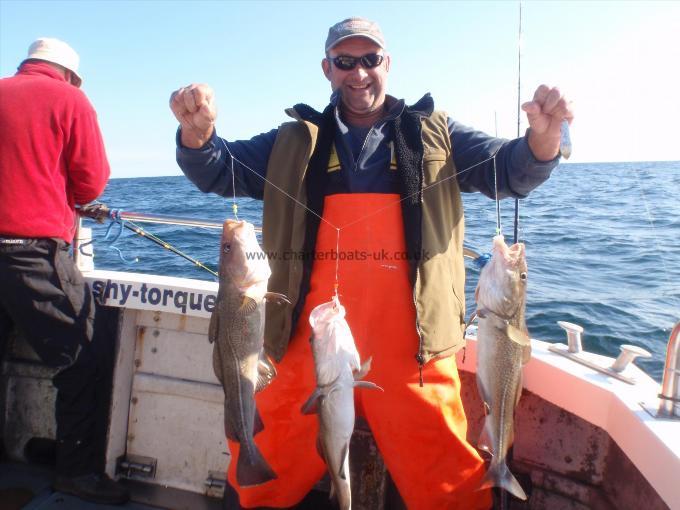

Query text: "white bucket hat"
[25, 37, 82, 87]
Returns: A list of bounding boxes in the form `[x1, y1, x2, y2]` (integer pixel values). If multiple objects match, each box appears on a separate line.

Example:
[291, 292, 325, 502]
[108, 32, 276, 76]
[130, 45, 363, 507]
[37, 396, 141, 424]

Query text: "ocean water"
[86, 161, 680, 381]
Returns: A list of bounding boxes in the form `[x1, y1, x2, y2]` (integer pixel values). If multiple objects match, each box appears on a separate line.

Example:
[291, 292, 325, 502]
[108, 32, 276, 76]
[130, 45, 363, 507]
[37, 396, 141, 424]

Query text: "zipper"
[413, 265, 425, 387]
[353, 126, 374, 172]
[413, 118, 425, 387]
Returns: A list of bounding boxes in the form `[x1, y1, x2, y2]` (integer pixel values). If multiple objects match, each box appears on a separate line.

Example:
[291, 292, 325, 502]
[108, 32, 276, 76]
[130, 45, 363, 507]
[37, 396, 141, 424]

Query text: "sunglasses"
[328, 53, 384, 71]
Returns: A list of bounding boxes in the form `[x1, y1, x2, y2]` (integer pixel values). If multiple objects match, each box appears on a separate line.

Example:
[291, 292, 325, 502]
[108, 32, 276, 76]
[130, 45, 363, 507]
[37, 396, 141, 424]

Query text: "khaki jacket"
[262, 97, 467, 369]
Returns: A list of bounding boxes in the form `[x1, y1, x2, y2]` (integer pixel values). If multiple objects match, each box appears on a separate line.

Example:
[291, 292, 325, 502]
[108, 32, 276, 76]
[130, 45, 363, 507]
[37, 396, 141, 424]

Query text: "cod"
[301, 297, 381, 510]
[475, 234, 531, 501]
[210, 219, 287, 487]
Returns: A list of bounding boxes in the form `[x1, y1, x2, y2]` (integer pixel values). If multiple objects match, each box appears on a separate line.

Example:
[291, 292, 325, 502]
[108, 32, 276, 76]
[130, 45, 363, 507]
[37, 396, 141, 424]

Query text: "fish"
[209, 219, 289, 487]
[301, 296, 382, 510]
[474, 234, 531, 501]
[559, 119, 572, 159]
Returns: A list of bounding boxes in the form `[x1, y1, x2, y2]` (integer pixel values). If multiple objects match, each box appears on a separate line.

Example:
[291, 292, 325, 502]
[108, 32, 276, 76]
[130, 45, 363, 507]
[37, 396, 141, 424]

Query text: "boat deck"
[2, 269, 678, 510]
[0, 461, 340, 510]
[0, 461, 217, 510]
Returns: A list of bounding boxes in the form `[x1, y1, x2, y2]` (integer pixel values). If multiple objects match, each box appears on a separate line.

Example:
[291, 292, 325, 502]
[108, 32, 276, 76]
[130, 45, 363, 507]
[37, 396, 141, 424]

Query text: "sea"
[86, 161, 680, 382]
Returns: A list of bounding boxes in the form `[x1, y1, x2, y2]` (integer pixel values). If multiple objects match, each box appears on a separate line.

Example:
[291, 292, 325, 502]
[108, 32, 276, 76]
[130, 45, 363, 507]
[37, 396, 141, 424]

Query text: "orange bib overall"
[228, 194, 491, 510]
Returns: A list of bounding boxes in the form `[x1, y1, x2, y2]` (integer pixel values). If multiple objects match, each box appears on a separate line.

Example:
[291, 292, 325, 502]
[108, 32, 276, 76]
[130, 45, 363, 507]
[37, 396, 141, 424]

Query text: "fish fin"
[223, 403, 239, 442]
[328, 482, 335, 500]
[522, 344, 532, 365]
[255, 353, 277, 393]
[264, 292, 291, 306]
[478, 414, 493, 454]
[316, 436, 326, 463]
[208, 309, 219, 344]
[238, 296, 258, 315]
[236, 441, 277, 487]
[354, 357, 373, 380]
[338, 443, 349, 479]
[300, 388, 322, 415]
[514, 372, 524, 408]
[464, 310, 478, 331]
[507, 324, 531, 347]
[354, 381, 383, 391]
[253, 408, 264, 436]
[476, 375, 492, 416]
[478, 461, 527, 501]
[211, 343, 223, 384]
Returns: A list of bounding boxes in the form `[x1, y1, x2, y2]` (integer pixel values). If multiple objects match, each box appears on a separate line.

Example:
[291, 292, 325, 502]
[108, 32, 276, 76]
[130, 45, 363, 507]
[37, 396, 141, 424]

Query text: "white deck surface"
[459, 333, 679, 510]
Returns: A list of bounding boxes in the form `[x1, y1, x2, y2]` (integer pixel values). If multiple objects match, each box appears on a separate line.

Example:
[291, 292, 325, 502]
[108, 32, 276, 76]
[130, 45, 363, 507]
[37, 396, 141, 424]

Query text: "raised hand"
[169, 84, 217, 148]
[522, 85, 574, 161]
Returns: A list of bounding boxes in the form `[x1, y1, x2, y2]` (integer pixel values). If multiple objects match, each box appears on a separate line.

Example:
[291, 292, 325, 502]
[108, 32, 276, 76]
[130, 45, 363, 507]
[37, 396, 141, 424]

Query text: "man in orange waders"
[170, 17, 573, 509]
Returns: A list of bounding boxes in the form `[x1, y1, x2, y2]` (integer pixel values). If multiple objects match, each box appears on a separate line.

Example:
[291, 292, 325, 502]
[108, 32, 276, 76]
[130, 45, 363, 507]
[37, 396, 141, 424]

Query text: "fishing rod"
[512, 2, 522, 245]
[77, 203, 219, 278]
[78, 204, 262, 232]
[496, 7, 522, 510]
[79, 202, 486, 269]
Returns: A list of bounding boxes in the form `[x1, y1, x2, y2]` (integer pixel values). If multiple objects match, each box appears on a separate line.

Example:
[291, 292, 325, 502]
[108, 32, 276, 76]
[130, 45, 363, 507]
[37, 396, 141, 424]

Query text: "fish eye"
[520, 272, 528, 281]
[223, 243, 231, 254]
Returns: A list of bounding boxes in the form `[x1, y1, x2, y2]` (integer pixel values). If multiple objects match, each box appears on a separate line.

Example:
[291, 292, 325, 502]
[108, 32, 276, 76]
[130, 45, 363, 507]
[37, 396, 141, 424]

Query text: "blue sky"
[1, 1, 678, 178]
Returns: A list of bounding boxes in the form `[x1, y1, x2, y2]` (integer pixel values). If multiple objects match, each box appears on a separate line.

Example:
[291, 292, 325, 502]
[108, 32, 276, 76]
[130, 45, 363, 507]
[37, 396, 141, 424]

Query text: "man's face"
[322, 37, 390, 118]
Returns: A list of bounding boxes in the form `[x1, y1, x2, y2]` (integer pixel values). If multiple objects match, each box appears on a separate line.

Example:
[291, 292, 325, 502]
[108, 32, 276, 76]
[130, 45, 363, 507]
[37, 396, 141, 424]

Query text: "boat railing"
[657, 321, 680, 418]
[548, 321, 652, 385]
[75, 206, 484, 261]
[73, 208, 678, 419]
[77, 204, 248, 230]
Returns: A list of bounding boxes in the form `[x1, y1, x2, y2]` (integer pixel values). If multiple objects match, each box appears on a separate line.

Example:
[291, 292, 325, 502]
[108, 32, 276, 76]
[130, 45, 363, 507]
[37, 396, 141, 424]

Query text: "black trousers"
[0, 238, 113, 476]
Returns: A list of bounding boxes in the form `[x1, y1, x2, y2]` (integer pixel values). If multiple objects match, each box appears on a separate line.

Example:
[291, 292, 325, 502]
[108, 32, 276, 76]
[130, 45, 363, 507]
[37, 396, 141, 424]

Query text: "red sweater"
[0, 62, 110, 242]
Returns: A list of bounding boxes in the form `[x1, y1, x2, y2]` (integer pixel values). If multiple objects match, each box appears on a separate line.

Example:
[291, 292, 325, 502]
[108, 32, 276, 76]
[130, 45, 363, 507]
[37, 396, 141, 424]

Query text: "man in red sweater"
[0, 38, 129, 505]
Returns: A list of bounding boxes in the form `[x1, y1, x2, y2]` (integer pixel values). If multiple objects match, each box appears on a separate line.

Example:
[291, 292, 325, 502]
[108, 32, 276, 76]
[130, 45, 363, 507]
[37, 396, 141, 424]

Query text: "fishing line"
[79, 203, 219, 278]
[181, 109, 240, 221]
[492, 146, 502, 236]
[334, 228, 341, 299]
[230, 153, 239, 220]
[512, 0, 524, 248]
[215, 122, 520, 304]
[218, 138, 335, 230]
[219, 132, 499, 232]
[122, 219, 218, 278]
[499, 4, 523, 509]
[218, 136, 501, 297]
[631, 167, 677, 299]
[338, 154, 499, 232]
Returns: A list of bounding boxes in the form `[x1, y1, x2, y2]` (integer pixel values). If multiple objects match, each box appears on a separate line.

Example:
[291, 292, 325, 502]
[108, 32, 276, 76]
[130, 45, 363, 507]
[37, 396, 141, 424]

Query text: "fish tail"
[478, 460, 527, 501]
[236, 441, 277, 487]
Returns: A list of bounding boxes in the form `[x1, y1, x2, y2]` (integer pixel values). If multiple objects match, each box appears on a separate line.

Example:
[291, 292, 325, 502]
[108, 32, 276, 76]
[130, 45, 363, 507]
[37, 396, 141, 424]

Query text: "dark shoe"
[53, 473, 130, 505]
[0, 488, 35, 510]
[222, 478, 241, 509]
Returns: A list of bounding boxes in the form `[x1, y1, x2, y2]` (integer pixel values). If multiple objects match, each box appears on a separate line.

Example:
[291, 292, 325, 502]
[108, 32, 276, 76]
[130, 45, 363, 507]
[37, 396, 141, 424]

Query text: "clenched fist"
[522, 84, 574, 161]
[169, 84, 217, 148]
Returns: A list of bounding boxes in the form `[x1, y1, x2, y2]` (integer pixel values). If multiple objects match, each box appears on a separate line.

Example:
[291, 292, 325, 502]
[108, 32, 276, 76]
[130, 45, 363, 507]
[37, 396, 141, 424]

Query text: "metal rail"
[658, 322, 680, 418]
[548, 321, 652, 385]
[77, 204, 259, 231]
[106, 211, 260, 232]
[79, 207, 484, 259]
[463, 247, 481, 260]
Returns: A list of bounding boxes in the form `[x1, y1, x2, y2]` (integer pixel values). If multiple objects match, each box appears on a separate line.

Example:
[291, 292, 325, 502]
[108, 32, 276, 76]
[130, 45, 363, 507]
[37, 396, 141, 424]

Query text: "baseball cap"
[325, 17, 385, 53]
[25, 37, 82, 87]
